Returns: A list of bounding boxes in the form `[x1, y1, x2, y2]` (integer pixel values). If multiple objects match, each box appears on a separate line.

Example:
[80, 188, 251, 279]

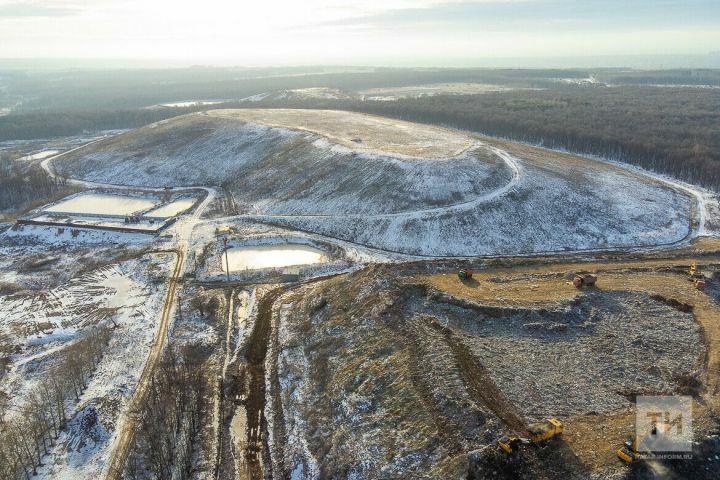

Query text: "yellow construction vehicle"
[528, 418, 564, 443]
[617, 423, 674, 463]
[497, 435, 530, 454]
[688, 262, 708, 290]
[498, 418, 563, 454]
[617, 438, 639, 463]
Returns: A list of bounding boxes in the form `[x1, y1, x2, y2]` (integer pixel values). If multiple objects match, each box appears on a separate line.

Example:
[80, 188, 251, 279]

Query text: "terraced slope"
[54, 109, 695, 256]
[55, 111, 511, 216]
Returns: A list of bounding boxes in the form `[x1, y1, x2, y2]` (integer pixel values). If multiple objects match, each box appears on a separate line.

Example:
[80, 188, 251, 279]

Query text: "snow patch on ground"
[0, 253, 174, 480]
[4, 224, 152, 245]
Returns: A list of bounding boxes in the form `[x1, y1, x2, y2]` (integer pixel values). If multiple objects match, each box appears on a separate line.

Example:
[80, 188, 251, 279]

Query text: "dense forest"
[0, 153, 71, 213]
[0, 108, 204, 141]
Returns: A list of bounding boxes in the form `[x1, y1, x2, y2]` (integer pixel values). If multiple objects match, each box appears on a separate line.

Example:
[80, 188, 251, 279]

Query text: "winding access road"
[102, 246, 185, 480]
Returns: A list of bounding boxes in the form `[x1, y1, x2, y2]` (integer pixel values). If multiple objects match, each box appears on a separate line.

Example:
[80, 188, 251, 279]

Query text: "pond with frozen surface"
[223, 245, 327, 272]
[44, 193, 159, 216]
[144, 198, 197, 217]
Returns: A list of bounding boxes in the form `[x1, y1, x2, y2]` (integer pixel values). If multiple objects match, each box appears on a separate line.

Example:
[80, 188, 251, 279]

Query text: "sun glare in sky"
[0, 0, 719, 65]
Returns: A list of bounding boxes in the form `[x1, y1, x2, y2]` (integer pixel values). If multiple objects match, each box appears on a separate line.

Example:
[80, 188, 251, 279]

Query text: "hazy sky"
[1, 0, 719, 66]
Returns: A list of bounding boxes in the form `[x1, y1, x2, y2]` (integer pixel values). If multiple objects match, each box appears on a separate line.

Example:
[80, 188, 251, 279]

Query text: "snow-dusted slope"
[54, 109, 695, 256]
[262, 160, 691, 256]
[56, 112, 511, 216]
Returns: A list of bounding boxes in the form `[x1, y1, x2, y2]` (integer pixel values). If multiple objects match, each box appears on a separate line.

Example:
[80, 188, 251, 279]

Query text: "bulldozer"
[689, 262, 700, 278]
[617, 422, 674, 463]
[498, 418, 564, 454]
[617, 438, 639, 463]
[688, 262, 707, 290]
[572, 274, 597, 288]
[458, 268, 473, 281]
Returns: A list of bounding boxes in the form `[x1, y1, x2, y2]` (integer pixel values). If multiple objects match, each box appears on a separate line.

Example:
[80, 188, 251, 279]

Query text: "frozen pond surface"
[45, 193, 159, 216]
[224, 245, 327, 271]
[144, 198, 196, 217]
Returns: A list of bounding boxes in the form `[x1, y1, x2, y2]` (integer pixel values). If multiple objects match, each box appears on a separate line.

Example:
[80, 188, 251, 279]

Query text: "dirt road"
[102, 246, 185, 480]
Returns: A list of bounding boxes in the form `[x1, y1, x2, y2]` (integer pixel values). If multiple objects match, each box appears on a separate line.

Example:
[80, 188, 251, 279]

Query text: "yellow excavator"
[617, 438, 640, 463]
[498, 418, 564, 454]
[617, 423, 674, 463]
[689, 262, 707, 290]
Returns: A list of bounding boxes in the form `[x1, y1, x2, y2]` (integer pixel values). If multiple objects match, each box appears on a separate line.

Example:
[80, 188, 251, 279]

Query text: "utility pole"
[223, 236, 230, 282]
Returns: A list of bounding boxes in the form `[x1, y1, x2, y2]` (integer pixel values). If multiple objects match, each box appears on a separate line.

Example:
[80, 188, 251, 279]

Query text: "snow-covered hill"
[53, 109, 695, 256]
[56, 111, 511, 216]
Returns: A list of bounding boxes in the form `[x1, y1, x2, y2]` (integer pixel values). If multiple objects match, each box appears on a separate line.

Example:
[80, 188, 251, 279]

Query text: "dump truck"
[458, 269, 473, 280]
[498, 418, 563, 454]
[527, 418, 564, 443]
[572, 274, 597, 288]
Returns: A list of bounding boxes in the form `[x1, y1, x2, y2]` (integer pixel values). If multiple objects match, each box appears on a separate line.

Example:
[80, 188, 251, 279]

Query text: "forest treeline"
[124, 346, 206, 480]
[0, 153, 72, 212]
[2, 82, 720, 190]
[287, 87, 720, 190]
[0, 108, 202, 141]
[0, 328, 112, 480]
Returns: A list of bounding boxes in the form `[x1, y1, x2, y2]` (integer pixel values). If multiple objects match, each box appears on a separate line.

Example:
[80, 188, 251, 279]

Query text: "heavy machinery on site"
[617, 423, 673, 463]
[458, 268, 473, 280]
[572, 273, 597, 288]
[688, 262, 707, 290]
[617, 438, 640, 463]
[498, 418, 564, 454]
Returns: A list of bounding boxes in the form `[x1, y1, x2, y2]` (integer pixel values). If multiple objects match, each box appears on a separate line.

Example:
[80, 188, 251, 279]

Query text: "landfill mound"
[265, 265, 705, 479]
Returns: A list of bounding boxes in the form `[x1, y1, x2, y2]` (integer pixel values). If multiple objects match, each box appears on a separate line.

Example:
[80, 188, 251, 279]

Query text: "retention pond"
[223, 245, 327, 272]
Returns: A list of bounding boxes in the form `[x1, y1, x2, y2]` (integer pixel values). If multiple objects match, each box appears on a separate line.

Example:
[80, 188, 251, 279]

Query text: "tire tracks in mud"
[238, 274, 344, 480]
[214, 289, 234, 480]
[429, 318, 528, 435]
[384, 286, 526, 446]
[400, 318, 467, 454]
[226, 284, 300, 480]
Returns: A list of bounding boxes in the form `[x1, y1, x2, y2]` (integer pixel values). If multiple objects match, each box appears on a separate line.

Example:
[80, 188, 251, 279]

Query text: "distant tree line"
[272, 86, 720, 190]
[0, 328, 111, 480]
[0, 108, 204, 141]
[2, 81, 719, 191]
[124, 346, 206, 480]
[4, 67, 589, 112]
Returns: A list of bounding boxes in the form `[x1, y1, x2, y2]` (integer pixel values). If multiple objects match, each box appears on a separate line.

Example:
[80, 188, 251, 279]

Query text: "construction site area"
[251, 238, 720, 479]
[2, 108, 720, 480]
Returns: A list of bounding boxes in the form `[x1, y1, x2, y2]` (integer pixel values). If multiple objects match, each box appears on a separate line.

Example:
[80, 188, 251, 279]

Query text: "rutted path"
[233, 144, 522, 220]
